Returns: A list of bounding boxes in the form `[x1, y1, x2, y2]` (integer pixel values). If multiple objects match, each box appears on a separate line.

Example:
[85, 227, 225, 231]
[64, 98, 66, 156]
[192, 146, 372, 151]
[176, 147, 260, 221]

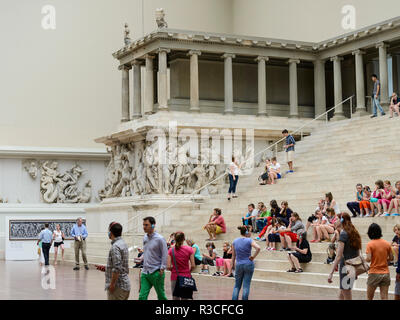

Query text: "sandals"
[294, 268, 303, 273]
[287, 268, 296, 272]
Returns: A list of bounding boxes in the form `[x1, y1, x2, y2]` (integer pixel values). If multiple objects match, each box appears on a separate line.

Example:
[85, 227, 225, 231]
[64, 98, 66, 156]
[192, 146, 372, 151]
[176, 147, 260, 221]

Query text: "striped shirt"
[105, 237, 131, 291]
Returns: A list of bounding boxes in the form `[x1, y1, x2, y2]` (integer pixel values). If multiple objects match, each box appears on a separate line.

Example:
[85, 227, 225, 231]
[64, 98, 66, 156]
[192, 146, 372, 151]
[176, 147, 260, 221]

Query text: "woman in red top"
[167, 231, 195, 300]
[204, 208, 226, 240]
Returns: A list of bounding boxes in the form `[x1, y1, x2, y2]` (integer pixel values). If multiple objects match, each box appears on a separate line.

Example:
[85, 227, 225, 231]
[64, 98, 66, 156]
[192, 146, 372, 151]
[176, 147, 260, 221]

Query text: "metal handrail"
[124, 95, 355, 235]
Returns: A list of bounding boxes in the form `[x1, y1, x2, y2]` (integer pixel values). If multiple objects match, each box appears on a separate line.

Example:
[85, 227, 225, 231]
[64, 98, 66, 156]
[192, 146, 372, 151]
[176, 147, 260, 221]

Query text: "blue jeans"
[232, 263, 254, 300]
[228, 174, 239, 194]
[372, 96, 385, 116]
[256, 219, 266, 232]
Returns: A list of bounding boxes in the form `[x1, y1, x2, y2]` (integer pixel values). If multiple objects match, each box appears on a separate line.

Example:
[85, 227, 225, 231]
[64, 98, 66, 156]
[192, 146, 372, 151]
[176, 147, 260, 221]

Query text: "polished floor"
[0, 260, 333, 300]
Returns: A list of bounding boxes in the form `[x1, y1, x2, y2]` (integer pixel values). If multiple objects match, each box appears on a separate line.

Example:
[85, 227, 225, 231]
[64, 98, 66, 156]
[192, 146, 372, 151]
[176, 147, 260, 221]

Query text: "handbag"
[344, 253, 370, 277]
[172, 248, 197, 292]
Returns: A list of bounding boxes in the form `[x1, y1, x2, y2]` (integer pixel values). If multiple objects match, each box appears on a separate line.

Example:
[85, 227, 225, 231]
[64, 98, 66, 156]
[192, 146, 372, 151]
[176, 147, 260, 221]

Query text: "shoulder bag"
[344, 252, 370, 277]
[172, 248, 197, 292]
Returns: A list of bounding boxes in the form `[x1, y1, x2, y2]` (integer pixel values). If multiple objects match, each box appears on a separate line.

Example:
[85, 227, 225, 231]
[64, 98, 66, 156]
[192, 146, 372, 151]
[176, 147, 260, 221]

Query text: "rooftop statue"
[155, 8, 168, 29]
[124, 23, 132, 46]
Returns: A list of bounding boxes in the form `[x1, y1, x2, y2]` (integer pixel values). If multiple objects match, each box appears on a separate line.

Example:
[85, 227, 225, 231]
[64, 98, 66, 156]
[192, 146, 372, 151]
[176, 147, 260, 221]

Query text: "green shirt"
[260, 210, 271, 218]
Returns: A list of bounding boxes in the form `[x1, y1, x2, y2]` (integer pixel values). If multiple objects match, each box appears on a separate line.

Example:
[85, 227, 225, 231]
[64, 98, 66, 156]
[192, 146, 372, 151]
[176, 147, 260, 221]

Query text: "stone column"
[288, 59, 300, 118]
[352, 50, 368, 116]
[158, 48, 170, 111]
[119, 64, 131, 122]
[377, 42, 389, 108]
[188, 50, 202, 112]
[330, 56, 346, 121]
[144, 54, 155, 115]
[313, 59, 326, 119]
[256, 56, 269, 116]
[222, 53, 236, 114]
[131, 60, 142, 119]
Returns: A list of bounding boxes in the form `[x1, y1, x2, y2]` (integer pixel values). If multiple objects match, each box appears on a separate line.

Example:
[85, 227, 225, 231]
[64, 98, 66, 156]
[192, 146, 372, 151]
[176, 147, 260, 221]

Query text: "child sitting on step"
[388, 181, 400, 216]
[359, 186, 372, 217]
[200, 242, 217, 274]
[370, 180, 384, 216]
[380, 180, 395, 216]
[266, 218, 283, 251]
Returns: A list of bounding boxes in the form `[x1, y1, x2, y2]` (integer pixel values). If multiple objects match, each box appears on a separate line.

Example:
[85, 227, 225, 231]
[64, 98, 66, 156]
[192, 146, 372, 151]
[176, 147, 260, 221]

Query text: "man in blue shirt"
[37, 223, 53, 266]
[138, 216, 168, 300]
[282, 129, 295, 173]
[370, 74, 386, 118]
[71, 217, 89, 270]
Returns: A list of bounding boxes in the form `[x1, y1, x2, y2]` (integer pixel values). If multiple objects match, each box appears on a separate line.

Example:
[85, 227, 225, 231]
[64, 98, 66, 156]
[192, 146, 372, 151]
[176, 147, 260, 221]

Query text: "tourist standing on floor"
[282, 129, 295, 173]
[371, 74, 386, 118]
[71, 217, 89, 270]
[103, 222, 131, 300]
[53, 224, 65, 265]
[232, 226, 261, 300]
[138, 216, 168, 300]
[37, 223, 53, 266]
[227, 156, 240, 200]
[365, 223, 393, 300]
[167, 231, 196, 300]
[328, 212, 362, 300]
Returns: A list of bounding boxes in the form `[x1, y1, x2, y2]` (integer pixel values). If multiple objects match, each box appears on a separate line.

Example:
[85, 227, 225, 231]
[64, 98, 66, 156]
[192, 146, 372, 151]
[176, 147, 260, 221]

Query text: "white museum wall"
[232, 0, 400, 42]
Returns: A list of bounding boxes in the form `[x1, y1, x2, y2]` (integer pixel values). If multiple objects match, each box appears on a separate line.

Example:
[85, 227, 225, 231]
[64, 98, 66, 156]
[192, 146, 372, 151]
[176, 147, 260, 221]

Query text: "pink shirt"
[214, 215, 226, 233]
[168, 245, 194, 281]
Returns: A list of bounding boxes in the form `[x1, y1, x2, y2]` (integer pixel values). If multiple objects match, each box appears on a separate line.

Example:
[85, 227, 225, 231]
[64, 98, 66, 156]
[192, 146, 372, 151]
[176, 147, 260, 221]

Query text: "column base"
[288, 114, 299, 119]
[257, 112, 268, 117]
[131, 114, 142, 120]
[158, 106, 169, 111]
[330, 113, 347, 121]
[121, 118, 130, 122]
[352, 108, 369, 117]
[224, 110, 234, 115]
[189, 108, 201, 113]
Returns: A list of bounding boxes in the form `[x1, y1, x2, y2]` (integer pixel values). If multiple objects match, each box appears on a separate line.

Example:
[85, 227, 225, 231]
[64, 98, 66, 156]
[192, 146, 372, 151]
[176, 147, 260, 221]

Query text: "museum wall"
[232, 0, 400, 42]
[0, 0, 232, 149]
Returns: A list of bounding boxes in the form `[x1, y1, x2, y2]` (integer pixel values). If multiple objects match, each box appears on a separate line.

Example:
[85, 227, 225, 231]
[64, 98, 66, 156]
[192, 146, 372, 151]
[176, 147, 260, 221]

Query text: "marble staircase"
[60, 114, 400, 299]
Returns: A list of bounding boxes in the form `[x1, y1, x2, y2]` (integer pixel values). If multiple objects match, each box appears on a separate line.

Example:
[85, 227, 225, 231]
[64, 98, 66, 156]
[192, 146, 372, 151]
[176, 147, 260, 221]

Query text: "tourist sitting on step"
[167, 233, 176, 249]
[310, 209, 331, 243]
[255, 200, 280, 240]
[276, 201, 293, 227]
[268, 157, 281, 185]
[387, 181, 400, 216]
[259, 158, 271, 185]
[215, 242, 233, 277]
[186, 239, 203, 266]
[306, 199, 326, 232]
[279, 213, 305, 251]
[359, 186, 372, 217]
[328, 212, 363, 300]
[317, 208, 338, 241]
[255, 203, 271, 232]
[391, 225, 400, 268]
[266, 218, 285, 251]
[242, 204, 257, 230]
[200, 242, 217, 274]
[203, 208, 226, 241]
[370, 180, 384, 217]
[377, 180, 394, 217]
[287, 231, 312, 273]
[324, 192, 340, 215]
[346, 183, 363, 218]
[389, 92, 400, 118]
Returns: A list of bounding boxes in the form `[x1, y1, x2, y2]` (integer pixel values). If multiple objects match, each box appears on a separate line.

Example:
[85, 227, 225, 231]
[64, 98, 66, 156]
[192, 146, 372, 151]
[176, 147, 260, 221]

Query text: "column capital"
[187, 50, 202, 56]
[313, 59, 328, 65]
[352, 49, 365, 56]
[255, 56, 269, 62]
[130, 59, 143, 66]
[118, 64, 132, 71]
[144, 54, 156, 60]
[330, 56, 344, 62]
[287, 58, 300, 64]
[222, 53, 236, 59]
[376, 42, 389, 49]
[158, 48, 171, 54]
